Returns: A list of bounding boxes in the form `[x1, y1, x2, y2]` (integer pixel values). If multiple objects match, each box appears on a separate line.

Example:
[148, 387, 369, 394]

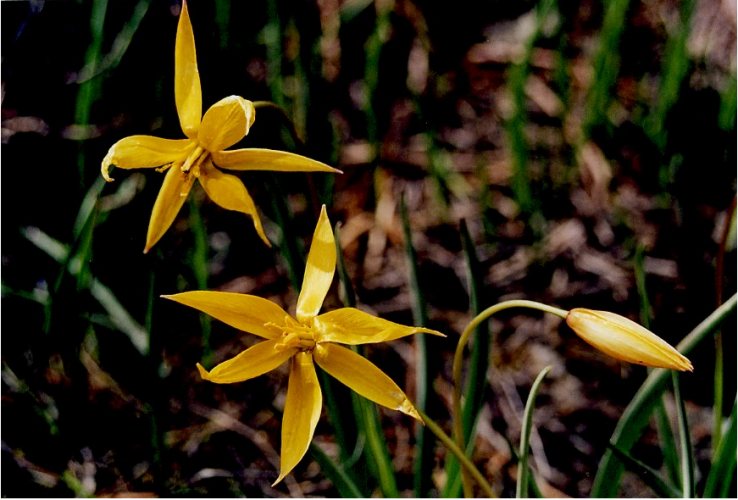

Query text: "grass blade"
[22, 226, 148, 355]
[399, 194, 433, 496]
[643, 0, 695, 151]
[310, 442, 364, 497]
[353, 396, 399, 497]
[703, 399, 737, 497]
[505, 0, 558, 216]
[582, 0, 630, 137]
[607, 443, 681, 497]
[516, 366, 552, 498]
[634, 246, 681, 486]
[188, 197, 212, 363]
[591, 293, 737, 496]
[443, 219, 490, 497]
[672, 372, 695, 497]
[266, 177, 305, 291]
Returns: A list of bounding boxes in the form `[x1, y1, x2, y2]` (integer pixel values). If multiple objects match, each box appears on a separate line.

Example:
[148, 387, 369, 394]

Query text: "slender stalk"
[672, 372, 695, 497]
[634, 245, 680, 486]
[516, 366, 552, 497]
[189, 197, 212, 363]
[453, 300, 567, 496]
[253, 100, 304, 148]
[418, 410, 495, 498]
[713, 195, 735, 455]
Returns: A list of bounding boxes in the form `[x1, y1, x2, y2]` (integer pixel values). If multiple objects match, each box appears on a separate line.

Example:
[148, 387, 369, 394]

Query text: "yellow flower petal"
[212, 148, 341, 173]
[313, 343, 421, 421]
[566, 308, 693, 371]
[274, 352, 322, 485]
[198, 162, 270, 246]
[175, 0, 202, 138]
[100, 135, 192, 182]
[197, 96, 255, 152]
[162, 291, 289, 339]
[313, 307, 445, 345]
[295, 205, 335, 323]
[196, 339, 296, 384]
[145, 166, 195, 253]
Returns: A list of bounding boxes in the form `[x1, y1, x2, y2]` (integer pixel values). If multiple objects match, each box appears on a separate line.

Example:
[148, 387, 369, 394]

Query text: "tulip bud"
[565, 308, 693, 371]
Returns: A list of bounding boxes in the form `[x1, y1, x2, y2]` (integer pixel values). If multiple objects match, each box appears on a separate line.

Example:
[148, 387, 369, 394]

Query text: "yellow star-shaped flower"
[101, 1, 339, 252]
[163, 206, 444, 484]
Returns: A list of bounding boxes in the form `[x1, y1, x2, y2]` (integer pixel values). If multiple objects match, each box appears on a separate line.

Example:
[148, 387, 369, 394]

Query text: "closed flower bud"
[565, 308, 693, 372]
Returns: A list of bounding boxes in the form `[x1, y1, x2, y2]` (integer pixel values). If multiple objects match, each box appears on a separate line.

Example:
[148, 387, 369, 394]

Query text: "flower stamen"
[181, 145, 209, 174]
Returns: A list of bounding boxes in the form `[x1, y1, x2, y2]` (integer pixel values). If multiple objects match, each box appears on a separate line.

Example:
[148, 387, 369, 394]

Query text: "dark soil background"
[2, 0, 736, 496]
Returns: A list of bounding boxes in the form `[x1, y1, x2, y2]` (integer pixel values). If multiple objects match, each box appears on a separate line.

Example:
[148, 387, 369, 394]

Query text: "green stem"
[189, 197, 211, 363]
[516, 366, 552, 497]
[713, 195, 735, 455]
[418, 410, 495, 498]
[453, 300, 567, 496]
[253, 100, 304, 148]
[672, 372, 695, 497]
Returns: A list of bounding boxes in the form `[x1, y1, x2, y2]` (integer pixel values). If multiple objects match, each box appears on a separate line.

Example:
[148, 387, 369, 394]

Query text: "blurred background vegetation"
[2, 0, 736, 496]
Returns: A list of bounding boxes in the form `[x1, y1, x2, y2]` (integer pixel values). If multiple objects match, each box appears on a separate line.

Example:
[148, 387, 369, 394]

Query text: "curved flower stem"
[453, 300, 567, 497]
[418, 409, 496, 498]
[253, 100, 304, 148]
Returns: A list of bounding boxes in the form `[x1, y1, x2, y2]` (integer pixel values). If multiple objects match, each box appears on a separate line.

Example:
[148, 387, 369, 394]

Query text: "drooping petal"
[101, 135, 192, 181]
[175, 0, 202, 138]
[566, 308, 693, 371]
[313, 307, 445, 345]
[196, 339, 296, 384]
[313, 343, 421, 421]
[144, 166, 195, 252]
[198, 162, 269, 245]
[274, 352, 322, 485]
[198, 96, 255, 152]
[295, 205, 335, 323]
[212, 148, 340, 173]
[162, 291, 289, 339]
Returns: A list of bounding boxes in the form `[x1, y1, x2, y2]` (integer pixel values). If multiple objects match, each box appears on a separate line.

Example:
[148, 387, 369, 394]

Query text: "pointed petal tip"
[418, 327, 446, 337]
[196, 362, 211, 380]
[101, 156, 115, 182]
[399, 399, 423, 423]
[271, 474, 286, 487]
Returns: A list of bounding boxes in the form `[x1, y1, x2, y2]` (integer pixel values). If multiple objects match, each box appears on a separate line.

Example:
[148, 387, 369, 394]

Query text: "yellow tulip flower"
[101, 1, 339, 253]
[566, 308, 693, 371]
[163, 206, 444, 484]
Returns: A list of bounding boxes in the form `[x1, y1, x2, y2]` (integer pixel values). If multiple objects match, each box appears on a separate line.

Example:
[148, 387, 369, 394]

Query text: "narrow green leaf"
[704, 399, 737, 497]
[334, 223, 357, 308]
[671, 372, 695, 497]
[310, 438, 364, 497]
[591, 294, 737, 497]
[582, 0, 630, 137]
[353, 395, 399, 497]
[188, 197, 212, 363]
[266, 177, 305, 292]
[334, 223, 383, 496]
[22, 226, 148, 354]
[505, 0, 558, 215]
[443, 220, 489, 498]
[400, 194, 433, 496]
[607, 443, 681, 498]
[517, 366, 552, 498]
[634, 245, 681, 487]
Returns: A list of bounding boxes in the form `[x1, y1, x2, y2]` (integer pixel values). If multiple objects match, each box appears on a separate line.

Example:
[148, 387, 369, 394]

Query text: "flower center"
[181, 144, 210, 176]
[270, 317, 317, 352]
